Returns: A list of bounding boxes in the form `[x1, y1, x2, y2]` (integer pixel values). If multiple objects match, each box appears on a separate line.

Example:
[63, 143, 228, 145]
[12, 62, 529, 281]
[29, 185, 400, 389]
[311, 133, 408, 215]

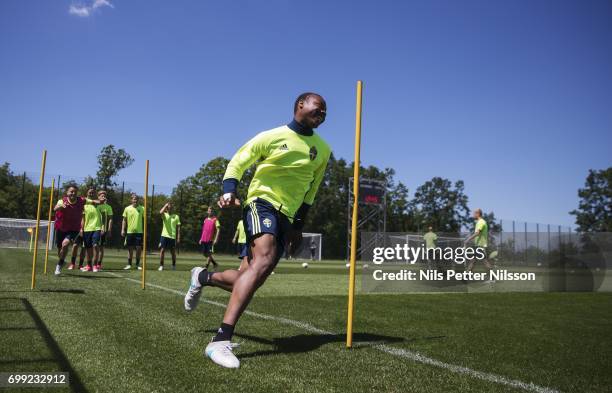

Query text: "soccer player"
[80, 192, 103, 272]
[199, 207, 220, 270]
[309, 238, 317, 261]
[121, 193, 144, 270]
[158, 201, 180, 271]
[96, 190, 113, 269]
[54, 185, 98, 276]
[184, 92, 331, 368]
[465, 208, 494, 275]
[232, 219, 248, 269]
[423, 226, 438, 270]
[68, 188, 96, 269]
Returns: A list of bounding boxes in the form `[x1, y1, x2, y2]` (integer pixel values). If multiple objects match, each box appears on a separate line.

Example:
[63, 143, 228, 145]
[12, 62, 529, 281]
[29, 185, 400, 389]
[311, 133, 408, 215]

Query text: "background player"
[309, 238, 317, 261]
[80, 191, 103, 272]
[68, 188, 95, 269]
[423, 226, 438, 270]
[199, 206, 220, 270]
[96, 190, 113, 269]
[158, 201, 181, 271]
[232, 219, 248, 270]
[121, 193, 144, 270]
[184, 92, 331, 368]
[465, 208, 494, 277]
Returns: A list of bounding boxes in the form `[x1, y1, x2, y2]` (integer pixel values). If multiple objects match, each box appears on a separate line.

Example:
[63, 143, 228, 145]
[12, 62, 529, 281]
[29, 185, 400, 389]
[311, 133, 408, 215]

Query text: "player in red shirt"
[54, 184, 98, 276]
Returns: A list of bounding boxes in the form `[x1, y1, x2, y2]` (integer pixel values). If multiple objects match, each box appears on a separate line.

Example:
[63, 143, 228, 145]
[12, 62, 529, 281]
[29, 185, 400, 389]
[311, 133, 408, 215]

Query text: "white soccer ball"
[346, 263, 350, 268]
[537, 262, 542, 267]
[302, 262, 309, 268]
[363, 264, 369, 269]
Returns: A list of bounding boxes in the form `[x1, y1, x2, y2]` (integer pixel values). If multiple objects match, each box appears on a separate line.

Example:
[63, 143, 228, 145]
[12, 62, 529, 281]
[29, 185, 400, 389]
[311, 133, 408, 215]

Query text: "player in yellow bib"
[465, 208, 494, 279]
[158, 201, 181, 271]
[96, 190, 113, 270]
[80, 198, 103, 272]
[232, 219, 248, 269]
[184, 92, 331, 368]
[423, 226, 438, 270]
[121, 193, 145, 270]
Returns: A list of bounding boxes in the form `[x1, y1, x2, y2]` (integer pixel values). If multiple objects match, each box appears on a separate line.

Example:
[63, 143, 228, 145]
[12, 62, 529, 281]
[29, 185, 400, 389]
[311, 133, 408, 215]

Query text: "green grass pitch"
[1, 247, 611, 392]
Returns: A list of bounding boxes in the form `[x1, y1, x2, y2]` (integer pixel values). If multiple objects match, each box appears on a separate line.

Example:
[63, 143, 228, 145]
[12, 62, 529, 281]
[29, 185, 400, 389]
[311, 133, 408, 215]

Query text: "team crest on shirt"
[309, 146, 318, 161]
[263, 218, 272, 228]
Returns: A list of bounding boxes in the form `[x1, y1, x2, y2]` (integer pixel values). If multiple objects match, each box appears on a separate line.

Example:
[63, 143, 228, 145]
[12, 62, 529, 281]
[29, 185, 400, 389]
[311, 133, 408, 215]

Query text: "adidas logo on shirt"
[279, 144, 289, 151]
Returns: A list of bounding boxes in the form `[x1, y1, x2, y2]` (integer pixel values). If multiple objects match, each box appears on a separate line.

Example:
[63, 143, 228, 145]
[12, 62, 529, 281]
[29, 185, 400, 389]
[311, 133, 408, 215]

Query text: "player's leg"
[92, 231, 101, 271]
[208, 246, 218, 269]
[124, 238, 134, 269]
[204, 243, 249, 290]
[55, 232, 77, 275]
[221, 234, 277, 324]
[170, 247, 177, 270]
[69, 241, 79, 269]
[78, 241, 86, 269]
[203, 233, 279, 368]
[81, 232, 93, 271]
[135, 243, 142, 270]
[99, 233, 105, 268]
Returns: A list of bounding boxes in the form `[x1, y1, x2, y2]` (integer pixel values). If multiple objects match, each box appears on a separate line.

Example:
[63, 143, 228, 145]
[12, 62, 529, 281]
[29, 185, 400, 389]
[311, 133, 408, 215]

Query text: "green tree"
[409, 177, 471, 233]
[96, 145, 134, 189]
[172, 157, 254, 252]
[570, 168, 612, 232]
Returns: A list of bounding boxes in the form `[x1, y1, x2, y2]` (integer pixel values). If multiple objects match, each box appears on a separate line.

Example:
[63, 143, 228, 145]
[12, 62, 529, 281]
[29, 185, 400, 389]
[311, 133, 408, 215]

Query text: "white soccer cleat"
[184, 267, 204, 312]
[123, 265, 132, 270]
[205, 340, 240, 369]
[158, 266, 164, 271]
[54, 265, 62, 276]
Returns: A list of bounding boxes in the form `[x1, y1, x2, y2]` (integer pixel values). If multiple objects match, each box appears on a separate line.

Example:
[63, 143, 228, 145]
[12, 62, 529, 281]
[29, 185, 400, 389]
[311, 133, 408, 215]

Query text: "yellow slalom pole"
[31, 150, 47, 290]
[43, 178, 55, 274]
[141, 160, 149, 290]
[346, 81, 363, 348]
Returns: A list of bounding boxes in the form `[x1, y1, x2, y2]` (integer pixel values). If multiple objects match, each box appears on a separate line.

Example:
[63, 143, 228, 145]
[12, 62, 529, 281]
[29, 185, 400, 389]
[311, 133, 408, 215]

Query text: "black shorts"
[160, 236, 176, 249]
[56, 230, 80, 248]
[201, 241, 214, 255]
[100, 233, 107, 246]
[83, 231, 102, 248]
[243, 198, 292, 263]
[237, 242, 248, 259]
[126, 233, 143, 247]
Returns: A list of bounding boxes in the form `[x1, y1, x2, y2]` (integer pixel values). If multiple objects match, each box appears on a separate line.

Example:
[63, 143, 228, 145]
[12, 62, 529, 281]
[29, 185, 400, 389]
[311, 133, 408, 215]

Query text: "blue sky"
[1, 0, 611, 227]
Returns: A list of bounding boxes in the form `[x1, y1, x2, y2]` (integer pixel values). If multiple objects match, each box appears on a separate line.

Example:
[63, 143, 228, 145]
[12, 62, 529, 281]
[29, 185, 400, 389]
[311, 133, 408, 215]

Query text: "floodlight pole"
[346, 81, 363, 348]
[43, 178, 55, 274]
[31, 150, 47, 290]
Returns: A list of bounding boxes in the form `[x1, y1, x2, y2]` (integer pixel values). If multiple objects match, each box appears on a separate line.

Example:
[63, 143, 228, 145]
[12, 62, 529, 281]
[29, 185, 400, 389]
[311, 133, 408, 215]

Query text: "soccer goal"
[0, 218, 54, 250]
[289, 232, 322, 261]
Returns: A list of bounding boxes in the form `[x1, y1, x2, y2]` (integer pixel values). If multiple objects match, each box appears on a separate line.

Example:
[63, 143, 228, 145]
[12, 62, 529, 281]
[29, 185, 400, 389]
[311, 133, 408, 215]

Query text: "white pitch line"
[108, 273, 560, 393]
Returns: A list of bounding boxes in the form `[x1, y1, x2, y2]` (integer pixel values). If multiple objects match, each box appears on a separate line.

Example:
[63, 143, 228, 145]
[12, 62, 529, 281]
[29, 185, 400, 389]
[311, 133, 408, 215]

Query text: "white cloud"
[92, 0, 114, 9]
[69, 4, 91, 17]
[68, 0, 113, 17]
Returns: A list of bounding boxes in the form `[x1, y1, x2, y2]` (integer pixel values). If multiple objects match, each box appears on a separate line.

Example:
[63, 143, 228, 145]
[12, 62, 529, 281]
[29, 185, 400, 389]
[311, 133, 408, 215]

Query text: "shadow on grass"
[201, 330, 414, 359]
[0, 298, 88, 392]
[39, 289, 86, 294]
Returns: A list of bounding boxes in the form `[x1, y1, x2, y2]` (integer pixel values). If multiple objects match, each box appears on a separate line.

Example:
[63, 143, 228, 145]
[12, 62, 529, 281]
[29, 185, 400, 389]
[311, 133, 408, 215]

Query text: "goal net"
[0, 218, 54, 250]
[286, 232, 322, 261]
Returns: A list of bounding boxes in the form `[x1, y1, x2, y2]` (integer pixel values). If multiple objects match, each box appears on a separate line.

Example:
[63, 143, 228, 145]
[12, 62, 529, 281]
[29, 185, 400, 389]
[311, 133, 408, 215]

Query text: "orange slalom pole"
[43, 178, 55, 274]
[346, 81, 363, 347]
[31, 150, 47, 289]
